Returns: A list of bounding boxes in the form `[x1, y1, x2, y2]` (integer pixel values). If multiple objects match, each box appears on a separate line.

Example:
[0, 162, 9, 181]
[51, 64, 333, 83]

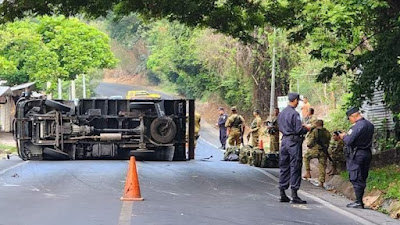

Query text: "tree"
[0, 16, 116, 87]
[2, 0, 400, 115]
[0, 20, 60, 85]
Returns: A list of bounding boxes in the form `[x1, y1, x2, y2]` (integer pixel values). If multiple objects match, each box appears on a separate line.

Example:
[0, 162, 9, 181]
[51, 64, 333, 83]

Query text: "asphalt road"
[0, 140, 364, 225]
[95, 82, 177, 99]
[0, 82, 397, 225]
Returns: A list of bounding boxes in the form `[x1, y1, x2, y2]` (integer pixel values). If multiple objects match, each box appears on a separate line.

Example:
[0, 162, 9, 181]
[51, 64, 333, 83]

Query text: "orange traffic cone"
[121, 156, 144, 201]
[259, 139, 264, 151]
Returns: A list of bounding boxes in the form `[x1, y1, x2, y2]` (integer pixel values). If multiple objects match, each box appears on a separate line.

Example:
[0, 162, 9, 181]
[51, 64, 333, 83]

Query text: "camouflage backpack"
[249, 149, 264, 167]
[239, 145, 252, 164]
[224, 146, 240, 161]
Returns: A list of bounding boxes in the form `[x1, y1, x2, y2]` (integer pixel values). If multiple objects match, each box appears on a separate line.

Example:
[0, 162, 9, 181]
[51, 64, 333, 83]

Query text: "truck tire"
[45, 100, 72, 112]
[150, 117, 177, 144]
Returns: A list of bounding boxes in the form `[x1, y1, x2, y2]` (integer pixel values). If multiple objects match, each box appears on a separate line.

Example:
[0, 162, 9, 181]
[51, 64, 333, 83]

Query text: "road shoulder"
[255, 167, 400, 225]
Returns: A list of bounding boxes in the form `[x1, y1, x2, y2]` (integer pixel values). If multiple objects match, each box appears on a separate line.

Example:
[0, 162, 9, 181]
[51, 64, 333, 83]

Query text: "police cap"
[346, 107, 359, 118]
[288, 92, 302, 102]
[218, 107, 224, 111]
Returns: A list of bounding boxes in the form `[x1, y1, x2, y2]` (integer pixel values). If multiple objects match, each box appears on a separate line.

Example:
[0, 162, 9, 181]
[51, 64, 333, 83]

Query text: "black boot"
[347, 191, 364, 209]
[290, 189, 307, 204]
[279, 189, 290, 203]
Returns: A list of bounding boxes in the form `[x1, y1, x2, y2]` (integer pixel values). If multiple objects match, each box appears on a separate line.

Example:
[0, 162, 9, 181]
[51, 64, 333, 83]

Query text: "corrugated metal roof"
[361, 90, 395, 130]
[10, 82, 36, 91]
[0, 86, 11, 97]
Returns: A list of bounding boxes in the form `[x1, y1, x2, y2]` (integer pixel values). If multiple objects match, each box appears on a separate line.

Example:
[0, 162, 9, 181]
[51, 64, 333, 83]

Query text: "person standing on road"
[194, 112, 201, 148]
[216, 107, 228, 149]
[250, 109, 262, 147]
[225, 106, 245, 147]
[277, 93, 309, 204]
[328, 131, 345, 175]
[267, 107, 280, 152]
[339, 107, 374, 209]
[303, 120, 331, 187]
[301, 97, 311, 120]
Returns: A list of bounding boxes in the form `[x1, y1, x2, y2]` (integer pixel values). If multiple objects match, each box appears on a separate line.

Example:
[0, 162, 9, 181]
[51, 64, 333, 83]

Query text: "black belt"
[353, 147, 371, 151]
[283, 134, 300, 137]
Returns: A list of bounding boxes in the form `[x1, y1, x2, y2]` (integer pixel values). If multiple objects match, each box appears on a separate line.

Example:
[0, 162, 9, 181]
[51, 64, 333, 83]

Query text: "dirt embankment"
[103, 71, 150, 87]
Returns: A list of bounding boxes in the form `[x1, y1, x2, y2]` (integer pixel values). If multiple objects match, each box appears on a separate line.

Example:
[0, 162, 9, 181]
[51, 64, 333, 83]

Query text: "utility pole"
[269, 28, 277, 117]
[82, 74, 86, 98]
[70, 80, 76, 100]
[58, 79, 62, 99]
[46, 82, 52, 99]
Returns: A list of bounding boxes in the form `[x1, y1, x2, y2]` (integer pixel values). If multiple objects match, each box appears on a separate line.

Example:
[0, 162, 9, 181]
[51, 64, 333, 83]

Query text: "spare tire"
[150, 117, 177, 144]
[45, 100, 72, 112]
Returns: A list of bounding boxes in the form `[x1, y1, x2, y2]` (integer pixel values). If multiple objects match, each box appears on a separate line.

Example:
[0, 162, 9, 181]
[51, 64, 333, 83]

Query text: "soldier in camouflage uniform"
[250, 109, 262, 147]
[194, 112, 201, 148]
[303, 120, 331, 187]
[225, 106, 245, 147]
[328, 131, 345, 175]
[266, 107, 280, 152]
[304, 108, 317, 127]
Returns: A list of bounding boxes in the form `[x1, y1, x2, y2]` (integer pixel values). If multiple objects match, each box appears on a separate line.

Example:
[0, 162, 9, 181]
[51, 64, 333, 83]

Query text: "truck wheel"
[154, 146, 175, 161]
[45, 100, 72, 112]
[150, 117, 177, 144]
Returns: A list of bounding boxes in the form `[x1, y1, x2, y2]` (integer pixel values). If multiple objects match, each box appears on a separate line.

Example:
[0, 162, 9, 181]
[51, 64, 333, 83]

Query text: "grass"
[367, 165, 400, 200]
[0, 144, 17, 154]
[340, 165, 400, 201]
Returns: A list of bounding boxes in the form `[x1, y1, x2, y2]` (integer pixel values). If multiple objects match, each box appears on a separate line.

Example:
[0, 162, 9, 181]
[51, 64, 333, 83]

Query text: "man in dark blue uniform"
[278, 93, 309, 204]
[339, 107, 374, 209]
[216, 107, 228, 149]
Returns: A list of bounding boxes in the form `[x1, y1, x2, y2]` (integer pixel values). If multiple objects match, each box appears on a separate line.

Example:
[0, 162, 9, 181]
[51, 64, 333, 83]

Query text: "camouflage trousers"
[228, 128, 241, 146]
[270, 134, 279, 152]
[330, 154, 345, 172]
[304, 148, 327, 182]
[251, 133, 259, 147]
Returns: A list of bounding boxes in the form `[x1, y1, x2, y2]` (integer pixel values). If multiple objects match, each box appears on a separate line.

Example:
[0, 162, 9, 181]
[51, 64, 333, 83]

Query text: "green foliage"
[36, 16, 117, 80]
[0, 16, 116, 89]
[0, 20, 59, 86]
[2, 0, 400, 115]
[0, 144, 17, 154]
[341, 165, 400, 201]
[145, 20, 221, 99]
[376, 137, 397, 152]
[323, 93, 353, 132]
[106, 14, 145, 49]
[367, 165, 400, 201]
[0, 0, 270, 42]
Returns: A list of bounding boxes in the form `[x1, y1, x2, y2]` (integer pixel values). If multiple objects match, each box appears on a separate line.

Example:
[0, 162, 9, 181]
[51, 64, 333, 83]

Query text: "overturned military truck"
[13, 97, 195, 161]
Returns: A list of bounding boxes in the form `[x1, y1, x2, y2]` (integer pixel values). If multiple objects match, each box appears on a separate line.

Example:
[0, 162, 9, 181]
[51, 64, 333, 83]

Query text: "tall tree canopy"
[1, 0, 400, 114]
[0, 16, 116, 87]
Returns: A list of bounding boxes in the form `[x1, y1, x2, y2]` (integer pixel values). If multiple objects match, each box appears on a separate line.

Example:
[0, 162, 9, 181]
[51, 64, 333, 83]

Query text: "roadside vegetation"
[341, 165, 400, 201]
[0, 16, 117, 97]
[0, 144, 17, 154]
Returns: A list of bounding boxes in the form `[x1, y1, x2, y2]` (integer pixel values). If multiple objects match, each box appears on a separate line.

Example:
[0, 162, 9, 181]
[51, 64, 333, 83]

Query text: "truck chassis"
[13, 97, 195, 161]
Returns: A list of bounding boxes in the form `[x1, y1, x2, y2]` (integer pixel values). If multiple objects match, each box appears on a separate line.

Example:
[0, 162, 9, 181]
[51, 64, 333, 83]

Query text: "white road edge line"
[118, 201, 134, 225]
[252, 167, 376, 225]
[0, 161, 29, 176]
[199, 137, 224, 152]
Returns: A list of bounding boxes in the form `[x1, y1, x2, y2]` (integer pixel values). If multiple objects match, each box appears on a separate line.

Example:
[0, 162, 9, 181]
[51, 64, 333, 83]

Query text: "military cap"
[288, 92, 302, 102]
[231, 106, 237, 111]
[346, 107, 359, 118]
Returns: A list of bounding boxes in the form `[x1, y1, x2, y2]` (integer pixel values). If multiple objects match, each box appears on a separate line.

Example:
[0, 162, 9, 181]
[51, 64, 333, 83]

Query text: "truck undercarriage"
[13, 97, 195, 161]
